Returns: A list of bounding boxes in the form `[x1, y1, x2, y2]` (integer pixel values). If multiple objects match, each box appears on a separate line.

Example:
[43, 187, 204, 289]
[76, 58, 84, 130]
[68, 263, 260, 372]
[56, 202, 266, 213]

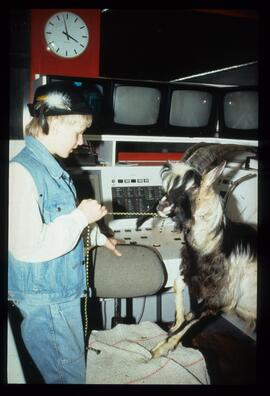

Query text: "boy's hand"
[78, 199, 107, 224]
[104, 238, 122, 257]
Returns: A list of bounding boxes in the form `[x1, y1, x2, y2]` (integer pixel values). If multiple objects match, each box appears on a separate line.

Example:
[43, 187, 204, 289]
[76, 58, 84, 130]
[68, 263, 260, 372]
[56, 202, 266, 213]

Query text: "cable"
[137, 296, 147, 324]
[223, 173, 257, 211]
[84, 225, 98, 342]
[166, 355, 205, 384]
[83, 225, 91, 341]
[108, 212, 159, 217]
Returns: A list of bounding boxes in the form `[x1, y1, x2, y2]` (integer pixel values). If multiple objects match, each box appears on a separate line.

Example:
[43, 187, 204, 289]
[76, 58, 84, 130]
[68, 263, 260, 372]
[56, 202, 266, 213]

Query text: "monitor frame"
[164, 82, 219, 137]
[218, 85, 258, 140]
[102, 78, 168, 135]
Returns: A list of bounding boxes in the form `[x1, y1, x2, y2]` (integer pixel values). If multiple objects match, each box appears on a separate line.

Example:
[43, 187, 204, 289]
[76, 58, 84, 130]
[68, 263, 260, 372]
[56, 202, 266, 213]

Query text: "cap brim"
[28, 104, 92, 117]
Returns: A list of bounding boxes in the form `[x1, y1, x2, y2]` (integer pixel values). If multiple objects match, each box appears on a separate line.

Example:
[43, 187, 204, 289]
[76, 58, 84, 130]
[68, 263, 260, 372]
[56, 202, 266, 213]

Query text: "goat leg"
[151, 275, 193, 359]
[151, 300, 209, 359]
[151, 315, 202, 359]
[150, 320, 198, 359]
[168, 276, 186, 334]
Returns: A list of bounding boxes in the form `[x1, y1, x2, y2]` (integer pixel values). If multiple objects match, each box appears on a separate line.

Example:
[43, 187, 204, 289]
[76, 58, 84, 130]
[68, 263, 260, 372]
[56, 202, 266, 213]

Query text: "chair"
[86, 244, 210, 385]
[88, 244, 167, 327]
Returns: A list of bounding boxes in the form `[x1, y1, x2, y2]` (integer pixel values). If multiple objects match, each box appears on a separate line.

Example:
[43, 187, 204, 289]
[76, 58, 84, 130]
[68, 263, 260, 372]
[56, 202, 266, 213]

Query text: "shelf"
[85, 134, 258, 145]
[9, 135, 258, 169]
[84, 134, 258, 167]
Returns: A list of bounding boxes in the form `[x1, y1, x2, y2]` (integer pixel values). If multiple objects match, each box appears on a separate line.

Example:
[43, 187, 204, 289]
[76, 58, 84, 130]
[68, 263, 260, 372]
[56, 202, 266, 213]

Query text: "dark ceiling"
[100, 9, 259, 81]
[10, 9, 259, 82]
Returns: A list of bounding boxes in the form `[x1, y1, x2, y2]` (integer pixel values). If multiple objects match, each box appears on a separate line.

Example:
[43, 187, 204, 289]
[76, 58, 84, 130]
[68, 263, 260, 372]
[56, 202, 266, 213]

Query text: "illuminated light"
[171, 61, 258, 82]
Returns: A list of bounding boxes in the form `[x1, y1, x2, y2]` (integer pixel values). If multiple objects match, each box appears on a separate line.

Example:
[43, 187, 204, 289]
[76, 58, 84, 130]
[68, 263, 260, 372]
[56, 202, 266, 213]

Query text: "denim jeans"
[15, 297, 86, 384]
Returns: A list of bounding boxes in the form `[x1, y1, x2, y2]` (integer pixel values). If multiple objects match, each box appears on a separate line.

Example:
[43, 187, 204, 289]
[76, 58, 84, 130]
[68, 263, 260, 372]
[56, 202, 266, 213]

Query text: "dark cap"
[28, 81, 92, 117]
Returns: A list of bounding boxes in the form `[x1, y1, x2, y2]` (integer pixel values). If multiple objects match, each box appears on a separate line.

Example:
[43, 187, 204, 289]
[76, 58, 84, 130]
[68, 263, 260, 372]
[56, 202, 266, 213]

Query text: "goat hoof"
[185, 312, 194, 321]
[150, 348, 163, 359]
[150, 341, 171, 359]
[168, 325, 178, 334]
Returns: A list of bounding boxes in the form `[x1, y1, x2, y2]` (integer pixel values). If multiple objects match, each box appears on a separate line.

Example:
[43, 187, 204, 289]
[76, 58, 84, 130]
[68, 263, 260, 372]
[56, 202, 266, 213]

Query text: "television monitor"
[103, 79, 167, 135]
[44, 76, 258, 140]
[114, 85, 160, 125]
[165, 83, 218, 137]
[219, 86, 258, 139]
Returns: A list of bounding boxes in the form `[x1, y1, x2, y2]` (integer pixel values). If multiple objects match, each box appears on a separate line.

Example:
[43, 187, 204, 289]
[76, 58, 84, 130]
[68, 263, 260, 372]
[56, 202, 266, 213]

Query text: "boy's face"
[48, 115, 92, 158]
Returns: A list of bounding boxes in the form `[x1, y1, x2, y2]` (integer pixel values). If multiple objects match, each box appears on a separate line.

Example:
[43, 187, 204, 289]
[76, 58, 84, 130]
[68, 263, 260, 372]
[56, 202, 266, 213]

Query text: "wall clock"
[44, 11, 89, 58]
[30, 9, 100, 81]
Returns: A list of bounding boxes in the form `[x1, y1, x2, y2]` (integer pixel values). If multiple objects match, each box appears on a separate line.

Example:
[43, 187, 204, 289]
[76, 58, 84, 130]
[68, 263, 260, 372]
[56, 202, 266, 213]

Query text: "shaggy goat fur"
[150, 160, 257, 358]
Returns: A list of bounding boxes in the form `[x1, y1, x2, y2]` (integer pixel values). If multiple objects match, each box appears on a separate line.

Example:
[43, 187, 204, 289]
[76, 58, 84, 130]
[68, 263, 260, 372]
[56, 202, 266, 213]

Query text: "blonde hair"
[24, 114, 93, 137]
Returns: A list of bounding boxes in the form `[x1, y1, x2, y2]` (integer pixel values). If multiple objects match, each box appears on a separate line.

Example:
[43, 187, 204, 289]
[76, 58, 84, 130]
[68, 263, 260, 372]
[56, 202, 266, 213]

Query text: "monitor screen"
[113, 85, 162, 125]
[224, 90, 258, 130]
[169, 90, 213, 127]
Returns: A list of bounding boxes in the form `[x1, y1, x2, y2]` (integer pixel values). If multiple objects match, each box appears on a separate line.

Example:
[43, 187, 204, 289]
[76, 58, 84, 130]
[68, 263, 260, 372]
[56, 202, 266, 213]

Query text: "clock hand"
[62, 31, 79, 43]
[62, 15, 69, 40]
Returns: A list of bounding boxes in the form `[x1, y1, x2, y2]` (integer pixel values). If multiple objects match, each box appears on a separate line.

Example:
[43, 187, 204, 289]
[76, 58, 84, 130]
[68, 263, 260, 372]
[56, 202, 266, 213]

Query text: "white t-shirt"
[9, 162, 88, 262]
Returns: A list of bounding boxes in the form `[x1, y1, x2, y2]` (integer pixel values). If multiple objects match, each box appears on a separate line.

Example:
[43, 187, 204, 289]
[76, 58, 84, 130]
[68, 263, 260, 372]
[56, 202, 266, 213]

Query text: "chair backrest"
[89, 244, 167, 298]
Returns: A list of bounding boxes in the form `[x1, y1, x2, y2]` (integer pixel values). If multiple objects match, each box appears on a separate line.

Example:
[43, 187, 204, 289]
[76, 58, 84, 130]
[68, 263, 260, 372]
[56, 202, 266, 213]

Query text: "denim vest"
[8, 136, 86, 304]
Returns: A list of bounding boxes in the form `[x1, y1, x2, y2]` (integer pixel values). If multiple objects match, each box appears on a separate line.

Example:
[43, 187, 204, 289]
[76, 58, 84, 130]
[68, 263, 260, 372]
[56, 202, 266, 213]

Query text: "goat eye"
[187, 185, 198, 192]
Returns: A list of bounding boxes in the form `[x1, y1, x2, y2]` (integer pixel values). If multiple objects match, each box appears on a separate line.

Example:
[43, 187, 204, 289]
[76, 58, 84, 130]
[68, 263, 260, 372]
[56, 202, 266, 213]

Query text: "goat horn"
[184, 143, 257, 174]
[181, 142, 210, 162]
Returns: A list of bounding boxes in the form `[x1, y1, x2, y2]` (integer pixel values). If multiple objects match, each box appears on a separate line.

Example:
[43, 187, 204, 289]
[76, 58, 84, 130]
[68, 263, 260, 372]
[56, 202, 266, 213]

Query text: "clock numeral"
[49, 22, 54, 26]
[66, 13, 69, 19]
[56, 48, 60, 53]
[74, 49, 78, 54]
[74, 17, 78, 23]
[82, 35, 87, 38]
[66, 50, 68, 56]
[57, 15, 60, 21]
[80, 26, 86, 30]
[46, 32, 52, 35]
[80, 44, 85, 48]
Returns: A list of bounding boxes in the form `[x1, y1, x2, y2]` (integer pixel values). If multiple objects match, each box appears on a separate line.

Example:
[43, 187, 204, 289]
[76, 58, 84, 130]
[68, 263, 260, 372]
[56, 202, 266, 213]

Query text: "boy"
[8, 81, 120, 383]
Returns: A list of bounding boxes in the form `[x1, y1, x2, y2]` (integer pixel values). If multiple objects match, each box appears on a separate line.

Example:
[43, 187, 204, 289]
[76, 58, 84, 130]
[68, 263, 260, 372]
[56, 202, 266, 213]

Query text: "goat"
[139, 143, 257, 358]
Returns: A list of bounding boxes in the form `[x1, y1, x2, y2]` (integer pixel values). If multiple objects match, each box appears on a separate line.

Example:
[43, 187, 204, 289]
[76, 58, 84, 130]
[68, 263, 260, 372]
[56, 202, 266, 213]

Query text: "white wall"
[9, 140, 25, 160]
[7, 319, 26, 384]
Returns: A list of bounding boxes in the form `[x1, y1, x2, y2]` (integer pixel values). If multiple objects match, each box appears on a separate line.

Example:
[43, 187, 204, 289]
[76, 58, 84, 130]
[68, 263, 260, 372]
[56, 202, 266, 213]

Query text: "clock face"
[44, 12, 89, 58]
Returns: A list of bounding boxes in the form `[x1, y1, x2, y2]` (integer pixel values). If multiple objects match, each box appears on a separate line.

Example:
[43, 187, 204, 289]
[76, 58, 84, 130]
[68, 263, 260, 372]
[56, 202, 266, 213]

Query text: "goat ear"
[204, 161, 226, 187]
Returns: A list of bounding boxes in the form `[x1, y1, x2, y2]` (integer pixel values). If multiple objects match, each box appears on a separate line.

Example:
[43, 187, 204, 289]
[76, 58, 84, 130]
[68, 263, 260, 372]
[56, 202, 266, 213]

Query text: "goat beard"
[157, 206, 192, 232]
